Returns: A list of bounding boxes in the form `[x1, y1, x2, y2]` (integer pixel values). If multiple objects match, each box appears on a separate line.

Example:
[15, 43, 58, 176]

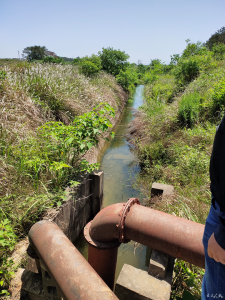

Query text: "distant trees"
[22, 46, 48, 61]
[43, 56, 65, 64]
[60, 57, 74, 62]
[206, 27, 225, 50]
[22, 46, 66, 62]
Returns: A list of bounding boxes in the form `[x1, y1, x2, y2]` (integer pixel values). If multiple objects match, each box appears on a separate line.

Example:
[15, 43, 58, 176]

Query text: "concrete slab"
[115, 262, 174, 300]
[151, 183, 174, 199]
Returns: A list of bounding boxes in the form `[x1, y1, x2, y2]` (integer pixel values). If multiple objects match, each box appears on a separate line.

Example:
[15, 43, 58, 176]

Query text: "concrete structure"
[151, 182, 174, 199]
[115, 256, 175, 300]
[148, 249, 169, 279]
[44, 171, 103, 243]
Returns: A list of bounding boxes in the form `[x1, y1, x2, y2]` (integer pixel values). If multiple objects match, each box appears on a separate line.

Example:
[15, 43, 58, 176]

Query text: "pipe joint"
[118, 198, 140, 243]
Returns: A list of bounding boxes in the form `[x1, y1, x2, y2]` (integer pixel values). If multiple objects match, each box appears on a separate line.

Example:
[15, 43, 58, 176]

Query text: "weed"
[171, 260, 204, 300]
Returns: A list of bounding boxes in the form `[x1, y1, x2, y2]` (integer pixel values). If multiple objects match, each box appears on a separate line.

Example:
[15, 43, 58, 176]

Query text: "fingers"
[208, 247, 225, 264]
[208, 247, 213, 258]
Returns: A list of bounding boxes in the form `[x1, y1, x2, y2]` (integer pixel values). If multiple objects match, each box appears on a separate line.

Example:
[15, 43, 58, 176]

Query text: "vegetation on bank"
[0, 58, 129, 294]
[132, 29, 225, 299]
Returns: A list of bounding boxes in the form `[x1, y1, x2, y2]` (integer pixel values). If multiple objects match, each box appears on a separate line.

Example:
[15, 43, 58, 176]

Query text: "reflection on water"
[75, 85, 149, 281]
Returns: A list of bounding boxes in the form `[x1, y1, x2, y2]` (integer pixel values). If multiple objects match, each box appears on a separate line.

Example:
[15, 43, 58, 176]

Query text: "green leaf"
[80, 143, 86, 150]
[2, 219, 10, 226]
[87, 142, 93, 149]
[66, 137, 74, 145]
[57, 201, 62, 207]
[69, 181, 80, 187]
[182, 290, 195, 300]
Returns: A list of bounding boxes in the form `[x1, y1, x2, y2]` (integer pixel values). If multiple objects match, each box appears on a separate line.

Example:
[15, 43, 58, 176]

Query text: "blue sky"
[1, 0, 225, 64]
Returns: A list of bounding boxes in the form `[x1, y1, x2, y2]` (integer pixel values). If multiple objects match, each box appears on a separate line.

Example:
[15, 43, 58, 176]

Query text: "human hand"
[208, 233, 225, 264]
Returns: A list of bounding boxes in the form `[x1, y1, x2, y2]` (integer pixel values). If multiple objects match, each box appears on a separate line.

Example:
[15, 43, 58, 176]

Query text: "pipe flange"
[118, 198, 140, 243]
[84, 221, 121, 249]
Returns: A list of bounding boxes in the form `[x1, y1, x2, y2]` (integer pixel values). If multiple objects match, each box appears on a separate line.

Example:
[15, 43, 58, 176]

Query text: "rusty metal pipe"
[89, 203, 122, 242]
[125, 204, 205, 268]
[28, 220, 119, 300]
[88, 246, 118, 290]
[89, 202, 205, 268]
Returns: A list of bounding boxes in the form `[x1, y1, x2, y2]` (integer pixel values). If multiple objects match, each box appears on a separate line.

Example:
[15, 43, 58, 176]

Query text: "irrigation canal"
[75, 85, 151, 281]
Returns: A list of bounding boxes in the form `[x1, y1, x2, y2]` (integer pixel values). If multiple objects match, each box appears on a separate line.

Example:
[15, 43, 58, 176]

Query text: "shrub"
[143, 61, 164, 84]
[79, 61, 100, 77]
[148, 74, 176, 103]
[0, 70, 6, 80]
[116, 66, 138, 94]
[211, 78, 225, 114]
[174, 58, 200, 87]
[182, 41, 206, 58]
[43, 56, 65, 64]
[178, 93, 201, 127]
[212, 43, 225, 60]
[79, 54, 102, 70]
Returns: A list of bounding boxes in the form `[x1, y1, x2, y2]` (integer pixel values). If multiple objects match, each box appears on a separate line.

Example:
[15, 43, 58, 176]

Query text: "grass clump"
[178, 93, 201, 127]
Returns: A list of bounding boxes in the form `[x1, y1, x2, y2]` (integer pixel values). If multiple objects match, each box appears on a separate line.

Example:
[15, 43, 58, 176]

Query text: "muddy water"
[75, 85, 150, 280]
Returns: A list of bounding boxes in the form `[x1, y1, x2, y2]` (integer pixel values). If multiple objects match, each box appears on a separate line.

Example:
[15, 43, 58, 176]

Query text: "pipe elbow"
[90, 203, 124, 243]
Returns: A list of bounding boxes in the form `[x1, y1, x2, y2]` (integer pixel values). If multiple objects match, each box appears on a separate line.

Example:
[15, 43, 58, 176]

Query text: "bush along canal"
[75, 85, 151, 281]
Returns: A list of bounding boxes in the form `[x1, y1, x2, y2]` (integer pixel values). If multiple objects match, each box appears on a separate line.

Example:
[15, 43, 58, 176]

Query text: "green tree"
[116, 65, 138, 93]
[149, 59, 162, 68]
[22, 46, 48, 61]
[212, 43, 225, 60]
[170, 54, 180, 65]
[98, 47, 129, 76]
[205, 27, 225, 50]
[73, 57, 81, 64]
[182, 40, 206, 58]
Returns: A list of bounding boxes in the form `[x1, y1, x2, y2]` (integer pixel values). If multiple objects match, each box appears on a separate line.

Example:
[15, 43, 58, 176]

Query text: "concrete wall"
[25, 171, 103, 275]
[43, 171, 103, 244]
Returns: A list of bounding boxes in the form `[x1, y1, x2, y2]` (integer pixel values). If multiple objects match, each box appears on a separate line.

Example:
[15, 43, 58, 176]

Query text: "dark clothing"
[210, 115, 225, 250]
[201, 202, 225, 299]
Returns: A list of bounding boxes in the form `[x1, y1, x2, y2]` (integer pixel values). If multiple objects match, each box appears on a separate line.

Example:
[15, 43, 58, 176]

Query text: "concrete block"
[115, 260, 175, 300]
[151, 183, 174, 199]
[89, 171, 104, 217]
[148, 249, 169, 279]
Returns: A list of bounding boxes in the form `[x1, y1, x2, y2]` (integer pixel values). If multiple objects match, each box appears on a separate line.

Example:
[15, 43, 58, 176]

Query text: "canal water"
[75, 85, 150, 280]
